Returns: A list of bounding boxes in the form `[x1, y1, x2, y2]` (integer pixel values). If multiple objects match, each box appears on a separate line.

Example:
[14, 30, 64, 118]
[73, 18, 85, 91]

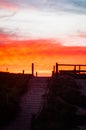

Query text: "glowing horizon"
[0, 38, 86, 76]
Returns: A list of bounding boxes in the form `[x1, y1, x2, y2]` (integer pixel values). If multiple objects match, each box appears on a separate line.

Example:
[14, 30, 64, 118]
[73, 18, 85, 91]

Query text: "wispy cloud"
[0, 0, 86, 13]
[1, 9, 86, 45]
[0, 1, 18, 10]
[0, 0, 86, 46]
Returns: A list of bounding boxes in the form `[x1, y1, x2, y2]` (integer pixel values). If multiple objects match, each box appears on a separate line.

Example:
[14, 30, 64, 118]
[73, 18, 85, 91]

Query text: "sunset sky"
[0, 0, 86, 76]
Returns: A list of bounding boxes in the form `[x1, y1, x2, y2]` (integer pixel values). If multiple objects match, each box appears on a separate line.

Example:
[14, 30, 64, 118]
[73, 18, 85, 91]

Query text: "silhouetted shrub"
[0, 72, 31, 128]
[33, 75, 86, 130]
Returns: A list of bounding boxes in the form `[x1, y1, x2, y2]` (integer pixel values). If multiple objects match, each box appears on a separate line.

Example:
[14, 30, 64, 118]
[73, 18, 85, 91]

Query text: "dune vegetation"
[32, 75, 86, 130]
[0, 72, 31, 128]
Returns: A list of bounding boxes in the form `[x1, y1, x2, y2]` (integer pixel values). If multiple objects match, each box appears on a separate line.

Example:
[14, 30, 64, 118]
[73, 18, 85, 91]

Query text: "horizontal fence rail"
[58, 64, 86, 67]
[52, 63, 86, 75]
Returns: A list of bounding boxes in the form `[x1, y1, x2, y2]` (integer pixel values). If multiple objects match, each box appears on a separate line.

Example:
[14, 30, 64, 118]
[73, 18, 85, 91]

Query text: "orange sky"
[0, 35, 86, 76]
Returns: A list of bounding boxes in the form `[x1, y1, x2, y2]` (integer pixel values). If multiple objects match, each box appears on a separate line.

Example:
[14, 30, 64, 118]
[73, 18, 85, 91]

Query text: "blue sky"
[1, 0, 86, 12]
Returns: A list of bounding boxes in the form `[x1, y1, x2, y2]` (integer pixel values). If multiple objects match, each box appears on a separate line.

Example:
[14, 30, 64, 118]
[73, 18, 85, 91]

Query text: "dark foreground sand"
[3, 77, 50, 130]
[76, 79, 86, 130]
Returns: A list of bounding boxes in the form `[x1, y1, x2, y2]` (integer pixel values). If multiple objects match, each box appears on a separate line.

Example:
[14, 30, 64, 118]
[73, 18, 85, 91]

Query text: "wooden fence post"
[79, 65, 81, 74]
[74, 65, 76, 74]
[36, 72, 38, 77]
[56, 63, 58, 74]
[22, 70, 24, 74]
[53, 65, 55, 74]
[32, 63, 34, 76]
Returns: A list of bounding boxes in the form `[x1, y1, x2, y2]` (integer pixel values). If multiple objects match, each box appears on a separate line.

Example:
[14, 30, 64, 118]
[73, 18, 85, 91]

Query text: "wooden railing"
[52, 63, 86, 75]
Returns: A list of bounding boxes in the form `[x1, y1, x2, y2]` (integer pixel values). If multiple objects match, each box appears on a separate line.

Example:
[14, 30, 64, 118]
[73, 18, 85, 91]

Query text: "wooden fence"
[53, 63, 86, 75]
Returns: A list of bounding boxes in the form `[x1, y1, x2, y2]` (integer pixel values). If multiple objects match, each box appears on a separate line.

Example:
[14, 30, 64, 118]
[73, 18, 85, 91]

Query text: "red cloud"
[78, 32, 86, 38]
[0, 33, 86, 74]
[0, 37, 86, 59]
[0, 1, 18, 10]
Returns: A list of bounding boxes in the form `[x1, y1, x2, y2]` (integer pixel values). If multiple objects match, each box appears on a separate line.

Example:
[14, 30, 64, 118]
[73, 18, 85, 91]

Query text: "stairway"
[21, 77, 50, 114]
[3, 77, 50, 130]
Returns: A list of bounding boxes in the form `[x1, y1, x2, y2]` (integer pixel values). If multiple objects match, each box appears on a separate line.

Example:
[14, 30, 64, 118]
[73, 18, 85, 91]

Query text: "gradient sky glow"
[0, 0, 86, 76]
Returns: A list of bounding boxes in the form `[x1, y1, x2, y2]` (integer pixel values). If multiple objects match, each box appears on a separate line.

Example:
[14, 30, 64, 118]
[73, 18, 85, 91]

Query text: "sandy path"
[3, 77, 50, 130]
